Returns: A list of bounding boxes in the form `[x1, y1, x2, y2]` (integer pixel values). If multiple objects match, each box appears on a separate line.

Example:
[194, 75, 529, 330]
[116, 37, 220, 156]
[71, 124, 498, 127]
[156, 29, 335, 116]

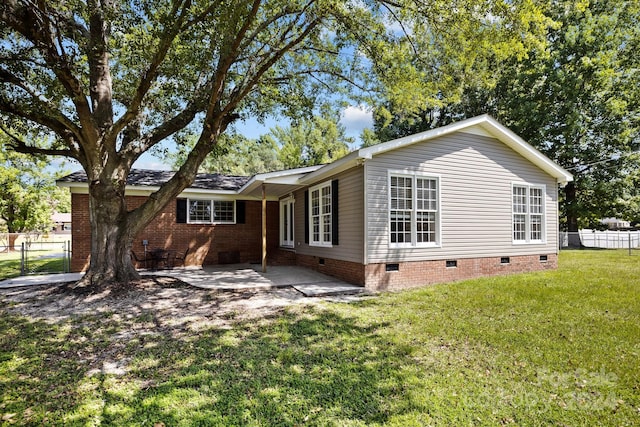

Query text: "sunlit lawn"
[0, 251, 65, 279]
[1, 250, 639, 425]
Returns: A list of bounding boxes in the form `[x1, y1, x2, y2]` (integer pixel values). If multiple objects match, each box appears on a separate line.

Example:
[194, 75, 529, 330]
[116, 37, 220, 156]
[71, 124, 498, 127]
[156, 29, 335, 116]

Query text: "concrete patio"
[0, 264, 365, 297]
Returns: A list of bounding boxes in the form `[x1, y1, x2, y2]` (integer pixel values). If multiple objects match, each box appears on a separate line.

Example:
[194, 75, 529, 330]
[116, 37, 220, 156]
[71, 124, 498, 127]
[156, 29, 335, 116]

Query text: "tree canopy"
[0, 0, 552, 285]
[175, 112, 353, 174]
[369, 0, 640, 231]
[0, 132, 70, 243]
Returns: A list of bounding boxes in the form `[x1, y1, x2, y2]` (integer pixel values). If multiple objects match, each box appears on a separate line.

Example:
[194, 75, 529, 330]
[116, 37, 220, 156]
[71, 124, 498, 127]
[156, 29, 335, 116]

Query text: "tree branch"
[119, 83, 212, 166]
[0, 67, 83, 140]
[1, 0, 94, 136]
[204, 0, 263, 124]
[110, 0, 193, 148]
[224, 17, 322, 117]
[380, 1, 419, 57]
[0, 124, 77, 158]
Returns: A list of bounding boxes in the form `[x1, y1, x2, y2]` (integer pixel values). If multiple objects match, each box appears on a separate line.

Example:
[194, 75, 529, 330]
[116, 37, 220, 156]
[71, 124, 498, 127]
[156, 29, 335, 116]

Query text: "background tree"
[0, 0, 551, 286]
[171, 132, 284, 176]
[274, 113, 353, 169]
[173, 112, 353, 173]
[0, 132, 70, 250]
[370, 0, 640, 236]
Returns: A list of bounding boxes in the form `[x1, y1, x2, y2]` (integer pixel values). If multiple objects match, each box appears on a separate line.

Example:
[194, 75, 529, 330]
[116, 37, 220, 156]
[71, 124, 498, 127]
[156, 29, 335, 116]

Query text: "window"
[512, 184, 545, 243]
[280, 197, 295, 247]
[188, 199, 235, 224]
[213, 201, 234, 223]
[389, 173, 440, 247]
[189, 200, 211, 223]
[309, 181, 332, 246]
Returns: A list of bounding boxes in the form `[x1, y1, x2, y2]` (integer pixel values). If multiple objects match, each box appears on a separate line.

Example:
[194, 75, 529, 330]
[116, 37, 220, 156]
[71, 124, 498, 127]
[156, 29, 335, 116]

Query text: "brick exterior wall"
[71, 194, 557, 292]
[295, 253, 365, 286]
[294, 253, 556, 291]
[363, 253, 558, 291]
[70, 194, 279, 272]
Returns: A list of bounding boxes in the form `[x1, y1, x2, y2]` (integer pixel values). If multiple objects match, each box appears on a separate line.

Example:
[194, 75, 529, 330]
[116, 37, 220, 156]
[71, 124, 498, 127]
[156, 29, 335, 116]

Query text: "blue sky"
[132, 104, 374, 171]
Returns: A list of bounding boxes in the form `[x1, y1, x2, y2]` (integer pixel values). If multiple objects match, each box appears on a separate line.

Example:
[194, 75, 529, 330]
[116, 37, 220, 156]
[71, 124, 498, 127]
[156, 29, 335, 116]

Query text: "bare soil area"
[0, 276, 321, 330]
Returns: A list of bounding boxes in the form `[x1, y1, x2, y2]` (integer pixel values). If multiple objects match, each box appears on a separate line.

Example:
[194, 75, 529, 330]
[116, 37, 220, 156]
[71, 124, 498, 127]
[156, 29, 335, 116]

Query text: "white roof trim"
[237, 165, 323, 194]
[301, 114, 573, 185]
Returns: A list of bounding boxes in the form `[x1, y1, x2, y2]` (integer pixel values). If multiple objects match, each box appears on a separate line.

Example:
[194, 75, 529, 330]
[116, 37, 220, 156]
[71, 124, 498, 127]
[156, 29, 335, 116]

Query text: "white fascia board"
[299, 117, 494, 184]
[358, 115, 492, 159]
[297, 150, 362, 185]
[126, 186, 239, 198]
[476, 117, 573, 185]
[238, 165, 323, 194]
[357, 114, 573, 185]
[56, 181, 241, 197]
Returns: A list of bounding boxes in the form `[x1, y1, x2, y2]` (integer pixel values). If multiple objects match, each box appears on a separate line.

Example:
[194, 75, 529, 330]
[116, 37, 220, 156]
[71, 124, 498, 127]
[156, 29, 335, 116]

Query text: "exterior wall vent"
[385, 263, 399, 272]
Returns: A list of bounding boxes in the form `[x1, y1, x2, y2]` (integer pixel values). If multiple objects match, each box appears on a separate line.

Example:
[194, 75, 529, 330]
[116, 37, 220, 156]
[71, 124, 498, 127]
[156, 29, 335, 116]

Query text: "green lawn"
[1, 250, 639, 426]
[0, 251, 66, 279]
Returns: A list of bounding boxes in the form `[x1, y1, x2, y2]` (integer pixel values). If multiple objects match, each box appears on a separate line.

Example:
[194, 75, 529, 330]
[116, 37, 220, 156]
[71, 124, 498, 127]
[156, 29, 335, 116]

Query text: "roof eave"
[297, 151, 363, 185]
[356, 114, 573, 186]
[475, 118, 573, 185]
[238, 165, 324, 194]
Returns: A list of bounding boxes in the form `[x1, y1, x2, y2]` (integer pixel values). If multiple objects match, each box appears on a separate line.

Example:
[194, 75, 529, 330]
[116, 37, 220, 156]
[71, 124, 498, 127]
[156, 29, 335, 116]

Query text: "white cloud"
[340, 105, 373, 136]
[133, 152, 173, 170]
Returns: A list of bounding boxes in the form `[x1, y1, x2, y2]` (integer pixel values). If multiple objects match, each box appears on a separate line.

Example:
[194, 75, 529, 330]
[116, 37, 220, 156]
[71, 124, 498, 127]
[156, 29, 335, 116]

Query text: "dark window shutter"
[304, 190, 309, 244]
[332, 180, 339, 245]
[236, 200, 245, 224]
[176, 199, 187, 223]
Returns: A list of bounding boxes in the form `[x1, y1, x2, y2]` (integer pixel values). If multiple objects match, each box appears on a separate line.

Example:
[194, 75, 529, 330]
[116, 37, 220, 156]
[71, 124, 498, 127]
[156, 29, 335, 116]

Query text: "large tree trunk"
[564, 181, 583, 248]
[76, 178, 139, 287]
[7, 233, 18, 252]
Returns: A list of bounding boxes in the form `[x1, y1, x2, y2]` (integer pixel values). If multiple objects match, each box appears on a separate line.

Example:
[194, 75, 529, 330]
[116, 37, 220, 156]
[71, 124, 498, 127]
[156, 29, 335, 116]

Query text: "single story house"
[58, 115, 573, 291]
[51, 212, 72, 234]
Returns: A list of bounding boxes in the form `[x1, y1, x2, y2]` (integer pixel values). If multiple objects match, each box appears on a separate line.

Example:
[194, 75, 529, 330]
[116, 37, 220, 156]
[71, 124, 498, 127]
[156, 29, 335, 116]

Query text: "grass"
[1, 250, 639, 425]
[0, 250, 66, 279]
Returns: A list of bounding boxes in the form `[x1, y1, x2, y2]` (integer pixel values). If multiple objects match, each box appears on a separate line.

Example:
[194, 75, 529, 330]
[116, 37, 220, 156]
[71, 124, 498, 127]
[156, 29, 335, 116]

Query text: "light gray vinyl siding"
[366, 131, 559, 263]
[294, 166, 364, 263]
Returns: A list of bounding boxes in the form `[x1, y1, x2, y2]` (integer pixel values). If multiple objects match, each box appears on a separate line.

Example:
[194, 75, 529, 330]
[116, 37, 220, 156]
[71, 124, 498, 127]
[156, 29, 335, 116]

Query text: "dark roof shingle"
[57, 169, 250, 191]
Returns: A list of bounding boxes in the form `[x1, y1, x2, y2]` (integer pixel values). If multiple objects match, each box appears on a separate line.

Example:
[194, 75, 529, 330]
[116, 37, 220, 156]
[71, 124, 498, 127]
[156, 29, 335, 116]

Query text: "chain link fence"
[0, 233, 72, 278]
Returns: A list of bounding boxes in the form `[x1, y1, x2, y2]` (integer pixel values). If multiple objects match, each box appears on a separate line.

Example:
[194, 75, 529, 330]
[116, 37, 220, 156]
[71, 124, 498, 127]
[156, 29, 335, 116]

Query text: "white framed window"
[188, 199, 235, 224]
[213, 200, 234, 223]
[188, 199, 211, 223]
[389, 172, 440, 247]
[280, 197, 295, 247]
[309, 181, 332, 246]
[512, 183, 545, 243]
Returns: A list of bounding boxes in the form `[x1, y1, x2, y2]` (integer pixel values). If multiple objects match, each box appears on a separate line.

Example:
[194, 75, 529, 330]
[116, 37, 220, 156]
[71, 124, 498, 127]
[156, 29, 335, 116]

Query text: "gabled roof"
[57, 169, 250, 191]
[299, 114, 573, 185]
[57, 115, 573, 195]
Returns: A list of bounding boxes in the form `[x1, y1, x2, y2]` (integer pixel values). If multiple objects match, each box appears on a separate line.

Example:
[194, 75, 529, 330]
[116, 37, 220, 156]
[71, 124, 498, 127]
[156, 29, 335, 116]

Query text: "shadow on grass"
[0, 307, 414, 425]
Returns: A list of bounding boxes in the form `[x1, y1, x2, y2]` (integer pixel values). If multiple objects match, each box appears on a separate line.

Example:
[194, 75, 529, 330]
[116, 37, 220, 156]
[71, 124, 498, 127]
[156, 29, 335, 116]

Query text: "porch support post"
[261, 183, 267, 273]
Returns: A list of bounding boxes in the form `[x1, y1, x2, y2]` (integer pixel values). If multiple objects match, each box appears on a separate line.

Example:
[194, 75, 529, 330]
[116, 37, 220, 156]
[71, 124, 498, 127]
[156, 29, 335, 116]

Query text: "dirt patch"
[0, 276, 318, 329]
[1, 277, 367, 383]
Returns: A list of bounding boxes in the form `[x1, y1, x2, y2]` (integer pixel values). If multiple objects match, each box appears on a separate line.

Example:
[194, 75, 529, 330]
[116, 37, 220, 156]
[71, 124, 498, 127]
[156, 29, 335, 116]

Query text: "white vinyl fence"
[559, 230, 640, 250]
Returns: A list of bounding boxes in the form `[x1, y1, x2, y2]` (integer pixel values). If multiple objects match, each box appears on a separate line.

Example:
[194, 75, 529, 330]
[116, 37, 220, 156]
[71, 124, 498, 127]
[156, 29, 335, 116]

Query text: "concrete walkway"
[0, 265, 364, 297]
[0, 272, 83, 289]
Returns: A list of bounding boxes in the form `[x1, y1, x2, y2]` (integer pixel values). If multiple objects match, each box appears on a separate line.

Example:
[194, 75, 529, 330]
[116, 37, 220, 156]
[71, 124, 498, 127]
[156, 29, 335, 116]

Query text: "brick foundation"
[295, 253, 365, 286]
[294, 253, 556, 291]
[70, 194, 279, 272]
[364, 253, 558, 291]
